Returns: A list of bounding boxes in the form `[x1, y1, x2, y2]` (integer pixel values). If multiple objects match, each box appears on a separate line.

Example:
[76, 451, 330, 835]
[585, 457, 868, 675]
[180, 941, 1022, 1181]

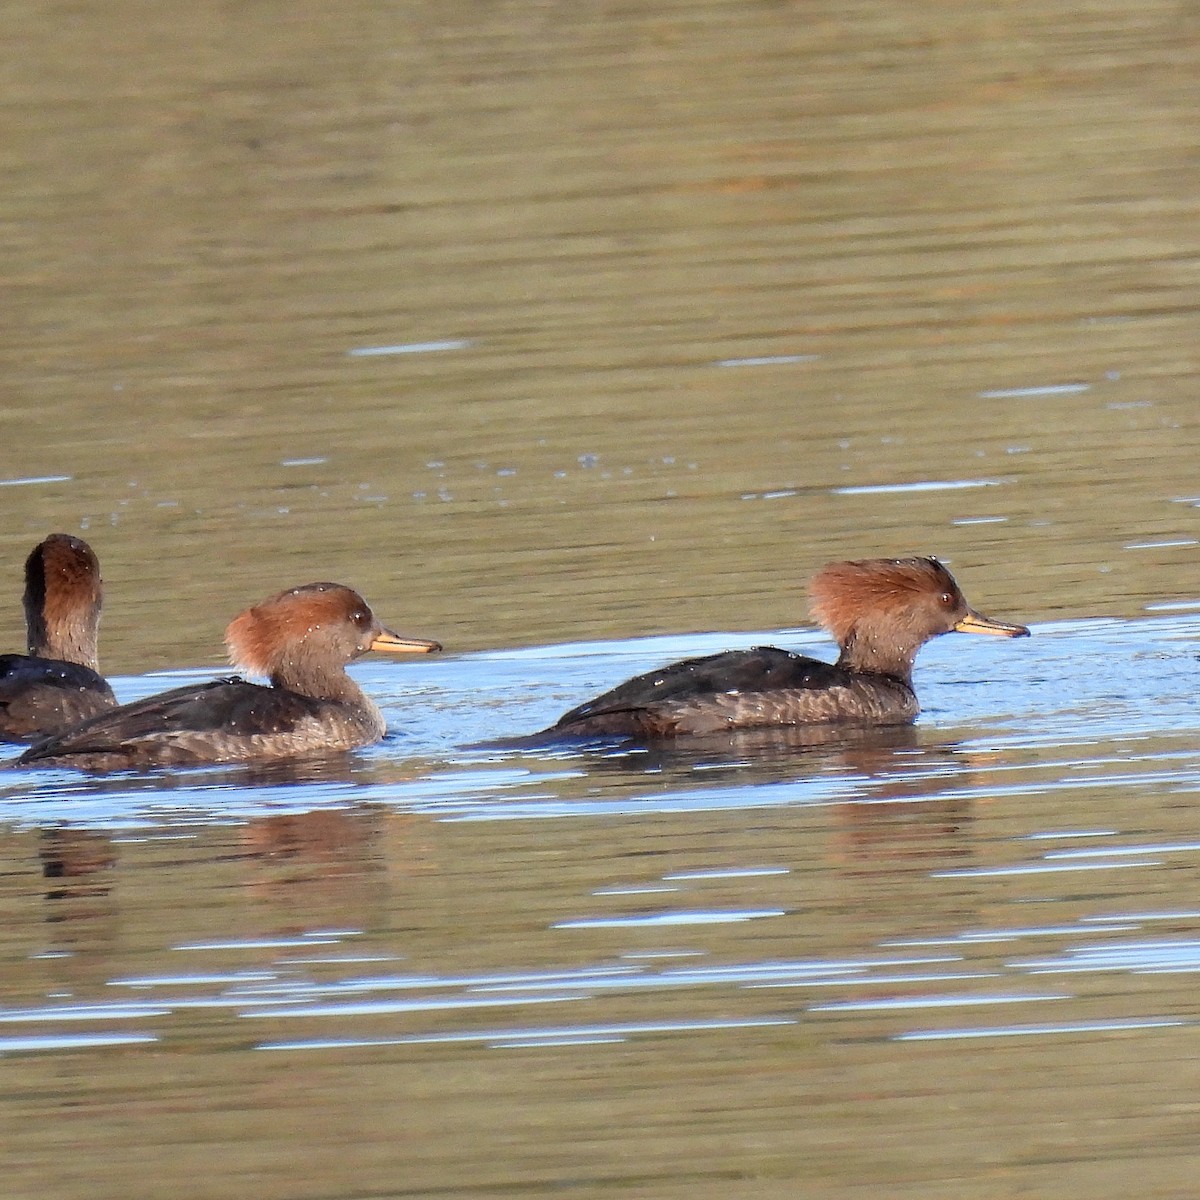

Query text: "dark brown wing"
[17, 678, 328, 765]
[552, 646, 850, 733]
[0, 653, 117, 740]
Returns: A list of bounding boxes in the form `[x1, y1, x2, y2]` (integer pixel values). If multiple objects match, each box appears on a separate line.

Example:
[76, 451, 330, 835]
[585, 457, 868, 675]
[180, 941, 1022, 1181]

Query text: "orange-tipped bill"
[954, 610, 1030, 638]
[370, 628, 443, 654]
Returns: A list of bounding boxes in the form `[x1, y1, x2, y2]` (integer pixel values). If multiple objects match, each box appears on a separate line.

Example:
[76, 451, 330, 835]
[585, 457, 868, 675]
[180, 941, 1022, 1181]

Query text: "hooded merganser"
[0, 534, 117, 740]
[18, 582, 440, 769]
[549, 556, 1029, 738]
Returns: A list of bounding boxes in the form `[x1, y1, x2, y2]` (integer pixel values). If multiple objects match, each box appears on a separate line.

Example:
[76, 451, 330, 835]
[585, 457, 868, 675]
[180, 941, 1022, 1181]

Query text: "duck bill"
[953, 609, 1030, 638]
[370, 628, 443, 654]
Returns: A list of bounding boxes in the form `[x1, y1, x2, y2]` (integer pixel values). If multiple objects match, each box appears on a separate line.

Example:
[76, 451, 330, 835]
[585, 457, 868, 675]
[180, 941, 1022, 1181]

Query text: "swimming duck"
[549, 556, 1029, 738]
[0, 534, 117, 740]
[18, 582, 440, 769]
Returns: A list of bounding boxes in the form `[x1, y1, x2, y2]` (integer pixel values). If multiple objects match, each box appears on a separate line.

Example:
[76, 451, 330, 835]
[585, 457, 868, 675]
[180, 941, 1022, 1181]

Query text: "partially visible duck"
[549, 556, 1029, 738]
[0, 534, 117, 740]
[18, 582, 440, 769]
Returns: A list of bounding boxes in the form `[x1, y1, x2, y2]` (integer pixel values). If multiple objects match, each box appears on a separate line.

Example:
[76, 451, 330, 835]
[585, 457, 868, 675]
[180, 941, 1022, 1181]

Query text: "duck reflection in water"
[25, 826, 123, 993]
[39, 826, 117, 899]
[240, 806, 383, 918]
[557, 721, 924, 774]
[0, 535, 117, 741]
[547, 557, 1029, 740]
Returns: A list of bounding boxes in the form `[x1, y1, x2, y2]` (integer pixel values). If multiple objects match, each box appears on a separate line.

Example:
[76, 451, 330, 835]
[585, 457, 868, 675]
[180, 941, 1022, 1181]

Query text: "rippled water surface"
[5, 0, 1200, 1197]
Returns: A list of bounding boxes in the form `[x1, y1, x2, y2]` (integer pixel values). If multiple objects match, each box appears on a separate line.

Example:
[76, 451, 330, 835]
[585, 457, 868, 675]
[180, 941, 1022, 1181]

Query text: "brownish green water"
[4, 1, 1200, 1197]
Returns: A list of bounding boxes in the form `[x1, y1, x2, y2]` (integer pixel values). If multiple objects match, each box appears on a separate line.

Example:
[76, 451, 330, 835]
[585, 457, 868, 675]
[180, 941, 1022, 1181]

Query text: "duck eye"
[939, 591, 955, 607]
